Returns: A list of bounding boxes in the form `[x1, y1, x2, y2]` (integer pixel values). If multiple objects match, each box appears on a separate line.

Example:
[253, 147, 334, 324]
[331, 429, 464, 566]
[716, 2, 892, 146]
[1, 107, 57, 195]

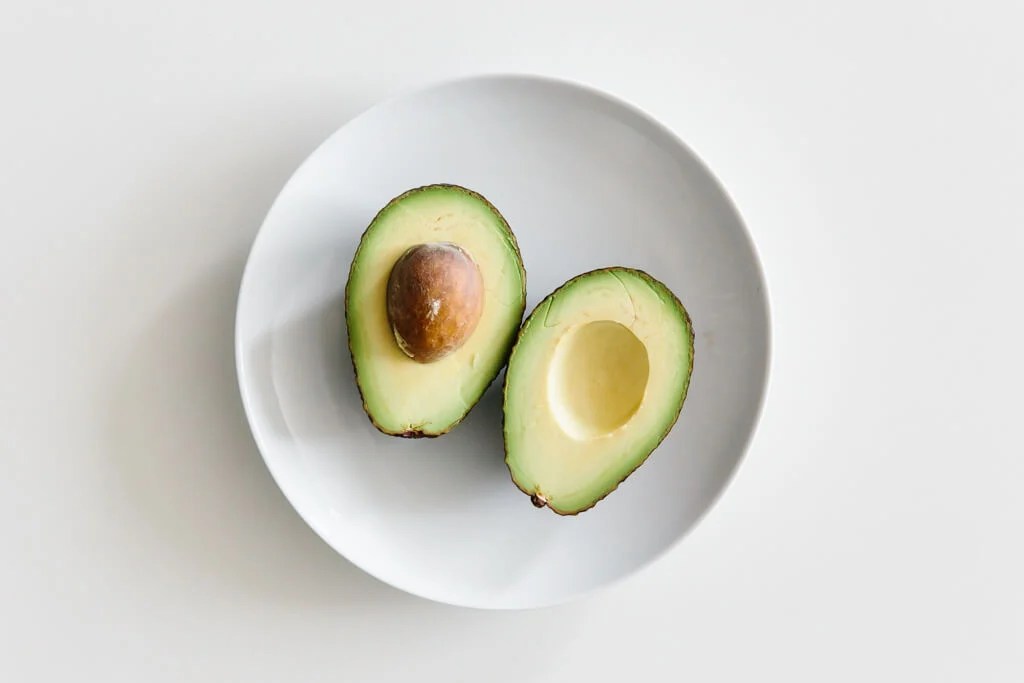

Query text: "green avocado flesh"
[346, 185, 526, 436]
[503, 268, 694, 514]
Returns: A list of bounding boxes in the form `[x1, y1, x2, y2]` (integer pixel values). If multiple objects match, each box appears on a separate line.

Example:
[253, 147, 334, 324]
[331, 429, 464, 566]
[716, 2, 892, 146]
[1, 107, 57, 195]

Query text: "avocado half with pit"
[503, 268, 694, 514]
[345, 184, 526, 437]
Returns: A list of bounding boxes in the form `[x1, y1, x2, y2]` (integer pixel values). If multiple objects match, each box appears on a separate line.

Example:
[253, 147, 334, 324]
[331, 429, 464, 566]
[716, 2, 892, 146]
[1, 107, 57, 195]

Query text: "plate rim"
[234, 72, 774, 609]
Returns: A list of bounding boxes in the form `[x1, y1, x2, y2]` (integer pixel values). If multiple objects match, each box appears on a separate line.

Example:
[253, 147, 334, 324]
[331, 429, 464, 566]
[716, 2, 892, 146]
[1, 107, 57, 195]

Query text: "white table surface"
[3, 1, 1022, 680]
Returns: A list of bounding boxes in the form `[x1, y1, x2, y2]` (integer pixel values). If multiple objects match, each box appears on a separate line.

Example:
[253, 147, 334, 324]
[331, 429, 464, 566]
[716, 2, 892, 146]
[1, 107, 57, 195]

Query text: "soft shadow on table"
[100, 102, 585, 675]
[106, 258, 400, 606]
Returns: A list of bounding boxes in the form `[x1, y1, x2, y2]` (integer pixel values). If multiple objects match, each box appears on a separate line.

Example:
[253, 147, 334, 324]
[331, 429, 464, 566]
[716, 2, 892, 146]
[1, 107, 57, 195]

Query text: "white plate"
[235, 74, 770, 609]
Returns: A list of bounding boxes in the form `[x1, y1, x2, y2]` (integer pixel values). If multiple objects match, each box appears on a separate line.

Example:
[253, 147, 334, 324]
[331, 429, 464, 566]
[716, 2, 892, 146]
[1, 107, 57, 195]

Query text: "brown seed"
[386, 242, 484, 363]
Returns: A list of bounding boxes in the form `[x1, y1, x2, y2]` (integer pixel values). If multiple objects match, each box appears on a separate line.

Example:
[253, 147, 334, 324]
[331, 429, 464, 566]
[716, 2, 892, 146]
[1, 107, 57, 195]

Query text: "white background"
[2, 1, 1022, 680]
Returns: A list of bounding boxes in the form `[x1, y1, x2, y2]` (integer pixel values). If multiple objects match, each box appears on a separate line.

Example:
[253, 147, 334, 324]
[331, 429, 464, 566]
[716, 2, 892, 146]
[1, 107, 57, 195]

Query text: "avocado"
[503, 268, 694, 514]
[346, 185, 526, 437]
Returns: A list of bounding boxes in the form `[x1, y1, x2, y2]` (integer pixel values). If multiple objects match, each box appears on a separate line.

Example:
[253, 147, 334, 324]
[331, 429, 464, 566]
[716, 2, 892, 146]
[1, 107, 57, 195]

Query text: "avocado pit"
[386, 242, 484, 363]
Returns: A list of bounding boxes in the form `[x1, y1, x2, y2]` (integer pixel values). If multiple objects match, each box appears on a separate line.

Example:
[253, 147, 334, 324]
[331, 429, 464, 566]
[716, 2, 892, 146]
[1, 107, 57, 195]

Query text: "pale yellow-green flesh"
[346, 187, 525, 434]
[504, 269, 693, 514]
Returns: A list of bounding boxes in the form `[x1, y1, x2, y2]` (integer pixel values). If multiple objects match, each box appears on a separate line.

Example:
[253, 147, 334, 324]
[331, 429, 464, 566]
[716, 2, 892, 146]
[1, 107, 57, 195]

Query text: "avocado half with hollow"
[503, 268, 694, 514]
[346, 184, 526, 437]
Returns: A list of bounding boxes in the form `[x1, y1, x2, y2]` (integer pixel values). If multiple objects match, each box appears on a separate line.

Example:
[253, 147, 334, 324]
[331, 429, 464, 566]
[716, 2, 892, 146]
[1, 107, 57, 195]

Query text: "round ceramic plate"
[235, 74, 770, 609]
